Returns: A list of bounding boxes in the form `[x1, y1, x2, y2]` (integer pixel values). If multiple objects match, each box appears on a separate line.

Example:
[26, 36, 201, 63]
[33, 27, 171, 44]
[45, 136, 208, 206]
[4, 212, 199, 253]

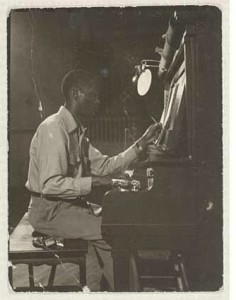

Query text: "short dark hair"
[61, 69, 100, 100]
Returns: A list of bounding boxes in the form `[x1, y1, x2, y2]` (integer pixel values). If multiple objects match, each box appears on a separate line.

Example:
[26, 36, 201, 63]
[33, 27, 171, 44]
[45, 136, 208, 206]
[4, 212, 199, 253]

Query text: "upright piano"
[101, 7, 222, 292]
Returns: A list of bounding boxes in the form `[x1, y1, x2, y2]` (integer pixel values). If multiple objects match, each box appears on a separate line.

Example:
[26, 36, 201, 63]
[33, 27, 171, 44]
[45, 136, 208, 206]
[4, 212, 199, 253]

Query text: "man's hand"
[136, 123, 162, 149]
[92, 175, 112, 188]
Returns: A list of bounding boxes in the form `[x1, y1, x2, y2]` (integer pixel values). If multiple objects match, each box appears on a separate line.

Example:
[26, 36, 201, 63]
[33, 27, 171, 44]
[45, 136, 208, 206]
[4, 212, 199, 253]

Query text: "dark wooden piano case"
[102, 8, 222, 292]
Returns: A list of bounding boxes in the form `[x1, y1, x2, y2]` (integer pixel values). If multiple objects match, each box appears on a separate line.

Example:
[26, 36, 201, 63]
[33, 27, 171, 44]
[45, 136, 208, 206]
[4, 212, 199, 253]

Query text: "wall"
[9, 8, 167, 190]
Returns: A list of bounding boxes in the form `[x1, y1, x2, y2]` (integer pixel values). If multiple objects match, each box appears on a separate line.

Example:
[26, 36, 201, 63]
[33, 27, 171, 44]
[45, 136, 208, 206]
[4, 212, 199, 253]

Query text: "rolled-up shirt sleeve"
[36, 124, 92, 198]
[89, 142, 139, 176]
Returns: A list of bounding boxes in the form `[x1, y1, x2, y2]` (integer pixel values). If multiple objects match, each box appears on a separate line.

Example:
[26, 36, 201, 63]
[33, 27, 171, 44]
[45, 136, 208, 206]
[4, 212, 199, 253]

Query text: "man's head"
[61, 69, 101, 116]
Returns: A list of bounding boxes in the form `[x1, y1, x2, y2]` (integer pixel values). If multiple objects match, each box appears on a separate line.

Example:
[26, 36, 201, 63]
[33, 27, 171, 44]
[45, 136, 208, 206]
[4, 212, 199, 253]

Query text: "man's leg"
[50, 202, 114, 291]
[91, 239, 114, 291]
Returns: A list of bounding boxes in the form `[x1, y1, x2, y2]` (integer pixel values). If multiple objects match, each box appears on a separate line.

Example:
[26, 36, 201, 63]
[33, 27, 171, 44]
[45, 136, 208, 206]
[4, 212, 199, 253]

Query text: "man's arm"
[89, 144, 138, 177]
[36, 124, 92, 198]
[89, 123, 161, 177]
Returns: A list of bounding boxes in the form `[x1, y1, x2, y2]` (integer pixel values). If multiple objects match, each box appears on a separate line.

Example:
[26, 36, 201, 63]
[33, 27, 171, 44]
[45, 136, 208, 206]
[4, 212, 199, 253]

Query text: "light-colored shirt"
[26, 106, 140, 200]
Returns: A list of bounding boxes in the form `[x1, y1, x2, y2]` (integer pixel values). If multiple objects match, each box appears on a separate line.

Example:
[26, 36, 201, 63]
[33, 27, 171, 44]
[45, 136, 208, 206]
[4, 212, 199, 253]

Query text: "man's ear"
[70, 88, 84, 101]
[71, 88, 78, 98]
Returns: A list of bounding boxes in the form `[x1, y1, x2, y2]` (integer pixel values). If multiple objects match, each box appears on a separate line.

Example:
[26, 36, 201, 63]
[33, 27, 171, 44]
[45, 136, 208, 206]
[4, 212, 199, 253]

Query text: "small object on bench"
[9, 212, 88, 292]
[32, 236, 57, 248]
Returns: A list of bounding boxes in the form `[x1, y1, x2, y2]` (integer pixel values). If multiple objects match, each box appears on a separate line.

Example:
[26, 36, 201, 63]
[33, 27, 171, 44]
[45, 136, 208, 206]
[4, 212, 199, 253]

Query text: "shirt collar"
[58, 106, 80, 133]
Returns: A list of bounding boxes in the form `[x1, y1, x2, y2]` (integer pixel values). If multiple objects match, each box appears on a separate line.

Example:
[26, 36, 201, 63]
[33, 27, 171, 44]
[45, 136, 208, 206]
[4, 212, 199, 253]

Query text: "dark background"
[9, 7, 170, 229]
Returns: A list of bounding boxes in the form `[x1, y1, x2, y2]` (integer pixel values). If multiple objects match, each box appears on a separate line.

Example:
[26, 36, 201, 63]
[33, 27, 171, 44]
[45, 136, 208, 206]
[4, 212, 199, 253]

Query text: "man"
[26, 69, 160, 291]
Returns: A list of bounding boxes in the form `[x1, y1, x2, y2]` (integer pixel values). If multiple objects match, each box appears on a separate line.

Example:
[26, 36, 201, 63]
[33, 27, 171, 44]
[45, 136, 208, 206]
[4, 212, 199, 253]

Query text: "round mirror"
[137, 69, 152, 96]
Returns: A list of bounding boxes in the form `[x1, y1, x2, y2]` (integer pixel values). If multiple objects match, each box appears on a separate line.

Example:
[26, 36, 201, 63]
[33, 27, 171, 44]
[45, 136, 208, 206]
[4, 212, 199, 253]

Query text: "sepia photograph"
[6, 3, 225, 295]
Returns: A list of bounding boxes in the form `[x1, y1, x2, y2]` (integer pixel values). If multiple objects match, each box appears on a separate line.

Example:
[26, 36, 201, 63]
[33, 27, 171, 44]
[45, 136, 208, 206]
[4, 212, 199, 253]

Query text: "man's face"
[75, 82, 100, 116]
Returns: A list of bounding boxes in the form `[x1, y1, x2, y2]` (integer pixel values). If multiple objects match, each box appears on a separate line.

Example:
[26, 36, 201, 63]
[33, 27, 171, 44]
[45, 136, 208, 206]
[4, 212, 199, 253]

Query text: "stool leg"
[177, 254, 189, 291]
[174, 263, 184, 291]
[174, 253, 190, 291]
[28, 264, 35, 289]
[47, 265, 57, 287]
[79, 257, 86, 287]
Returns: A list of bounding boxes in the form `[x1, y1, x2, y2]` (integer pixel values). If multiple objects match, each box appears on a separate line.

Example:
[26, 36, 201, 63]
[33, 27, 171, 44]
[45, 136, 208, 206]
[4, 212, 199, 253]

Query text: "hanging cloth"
[77, 127, 102, 217]
[78, 127, 91, 177]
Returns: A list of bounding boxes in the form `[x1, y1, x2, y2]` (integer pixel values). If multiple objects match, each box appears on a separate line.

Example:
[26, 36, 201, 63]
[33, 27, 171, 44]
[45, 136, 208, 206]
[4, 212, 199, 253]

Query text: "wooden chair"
[9, 213, 88, 292]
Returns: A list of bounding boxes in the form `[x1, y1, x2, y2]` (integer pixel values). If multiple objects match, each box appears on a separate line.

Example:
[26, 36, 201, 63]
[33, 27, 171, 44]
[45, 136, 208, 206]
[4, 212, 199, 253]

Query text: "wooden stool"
[9, 213, 88, 292]
[129, 250, 190, 292]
